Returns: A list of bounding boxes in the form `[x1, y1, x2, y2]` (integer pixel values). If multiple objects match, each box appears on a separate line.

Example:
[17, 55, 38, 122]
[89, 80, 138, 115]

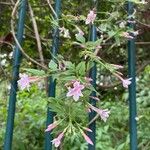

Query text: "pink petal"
[51, 132, 64, 148]
[122, 78, 132, 88]
[45, 122, 57, 132]
[57, 132, 64, 140]
[89, 96, 100, 101]
[85, 10, 96, 25]
[83, 127, 93, 132]
[111, 64, 124, 69]
[73, 94, 80, 101]
[52, 139, 61, 147]
[66, 90, 73, 97]
[82, 132, 93, 145]
[73, 81, 80, 87]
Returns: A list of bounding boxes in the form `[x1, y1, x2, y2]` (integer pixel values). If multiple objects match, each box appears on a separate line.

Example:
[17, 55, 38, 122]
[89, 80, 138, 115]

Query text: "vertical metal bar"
[88, 25, 97, 150]
[4, 0, 27, 150]
[128, 2, 137, 150]
[45, 0, 61, 150]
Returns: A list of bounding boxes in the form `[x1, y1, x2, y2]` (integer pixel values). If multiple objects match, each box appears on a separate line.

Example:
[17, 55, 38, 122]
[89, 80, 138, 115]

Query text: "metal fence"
[4, 0, 137, 150]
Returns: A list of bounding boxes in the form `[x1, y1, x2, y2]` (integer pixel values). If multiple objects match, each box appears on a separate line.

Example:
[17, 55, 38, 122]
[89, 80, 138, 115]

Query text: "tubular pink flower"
[66, 81, 85, 101]
[89, 96, 100, 101]
[111, 64, 124, 69]
[18, 74, 40, 90]
[114, 73, 132, 88]
[85, 10, 96, 24]
[83, 127, 93, 133]
[97, 109, 110, 122]
[51, 132, 64, 148]
[121, 32, 134, 39]
[85, 77, 93, 82]
[89, 105, 110, 122]
[45, 122, 57, 132]
[121, 78, 132, 88]
[18, 74, 30, 90]
[81, 132, 93, 145]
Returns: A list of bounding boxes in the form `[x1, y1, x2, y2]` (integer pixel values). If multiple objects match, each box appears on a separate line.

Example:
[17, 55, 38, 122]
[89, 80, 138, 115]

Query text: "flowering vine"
[17, 0, 146, 148]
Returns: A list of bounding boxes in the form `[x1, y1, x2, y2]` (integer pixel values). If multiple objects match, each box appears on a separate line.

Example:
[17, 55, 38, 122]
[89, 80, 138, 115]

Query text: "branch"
[97, 60, 150, 90]
[28, 3, 45, 66]
[0, 40, 14, 48]
[136, 19, 150, 28]
[25, 25, 50, 42]
[46, 0, 57, 18]
[11, 0, 48, 70]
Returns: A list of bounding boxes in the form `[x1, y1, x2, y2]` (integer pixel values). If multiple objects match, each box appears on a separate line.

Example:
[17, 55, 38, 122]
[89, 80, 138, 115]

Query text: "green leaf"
[87, 61, 94, 71]
[76, 61, 86, 76]
[49, 60, 58, 71]
[65, 61, 75, 69]
[23, 68, 45, 76]
[61, 76, 77, 81]
[75, 34, 85, 43]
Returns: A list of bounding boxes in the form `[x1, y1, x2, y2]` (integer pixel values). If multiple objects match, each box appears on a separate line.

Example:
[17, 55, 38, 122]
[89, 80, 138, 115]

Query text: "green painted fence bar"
[128, 2, 137, 150]
[45, 0, 61, 150]
[88, 25, 97, 150]
[4, 0, 27, 149]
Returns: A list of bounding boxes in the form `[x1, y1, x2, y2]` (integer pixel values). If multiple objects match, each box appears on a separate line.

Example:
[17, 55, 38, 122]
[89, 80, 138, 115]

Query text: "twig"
[46, 0, 57, 18]
[88, 114, 99, 126]
[11, 0, 48, 70]
[25, 25, 50, 42]
[0, 41, 14, 48]
[136, 19, 150, 28]
[136, 60, 150, 73]
[101, 42, 150, 46]
[28, 3, 45, 66]
[29, 3, 49, 92]
[97, 59, 150, 90]
[25, 33, 50, 42]
[0, 2, 12, 5]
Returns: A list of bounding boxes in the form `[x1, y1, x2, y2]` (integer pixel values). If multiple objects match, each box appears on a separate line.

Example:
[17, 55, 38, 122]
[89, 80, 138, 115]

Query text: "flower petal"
[82, 132, 93, 145]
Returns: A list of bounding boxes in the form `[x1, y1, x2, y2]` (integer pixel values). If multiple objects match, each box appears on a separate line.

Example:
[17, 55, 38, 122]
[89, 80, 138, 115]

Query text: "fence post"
[45, 0, 61, 150]
[88, 25, 97, 150]
[4, 0, 27, 150]
[128, 2, 137, 150]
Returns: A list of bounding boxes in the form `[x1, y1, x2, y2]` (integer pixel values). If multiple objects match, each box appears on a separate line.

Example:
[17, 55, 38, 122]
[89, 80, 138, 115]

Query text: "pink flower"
[66, 81, 85, 101]
[18, 74, 40, 90]
[76, 27, 84, 36]
[51, 132, 64, 148]
[83, 127, 92, 132]
[85, 10, 96, 24]
[121, 78, 132, 88]
[121, 32, 134, 39]
[81, 132, 93, 145]
[18, 74, 30, 90]
[97, 109, 110, 122]
[114, 73, 132, 88]
[45, 122, 57, 132]
[111, 64, 124, 69]
[85, 77, 93, 82]
[89, 105, 110, 122]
